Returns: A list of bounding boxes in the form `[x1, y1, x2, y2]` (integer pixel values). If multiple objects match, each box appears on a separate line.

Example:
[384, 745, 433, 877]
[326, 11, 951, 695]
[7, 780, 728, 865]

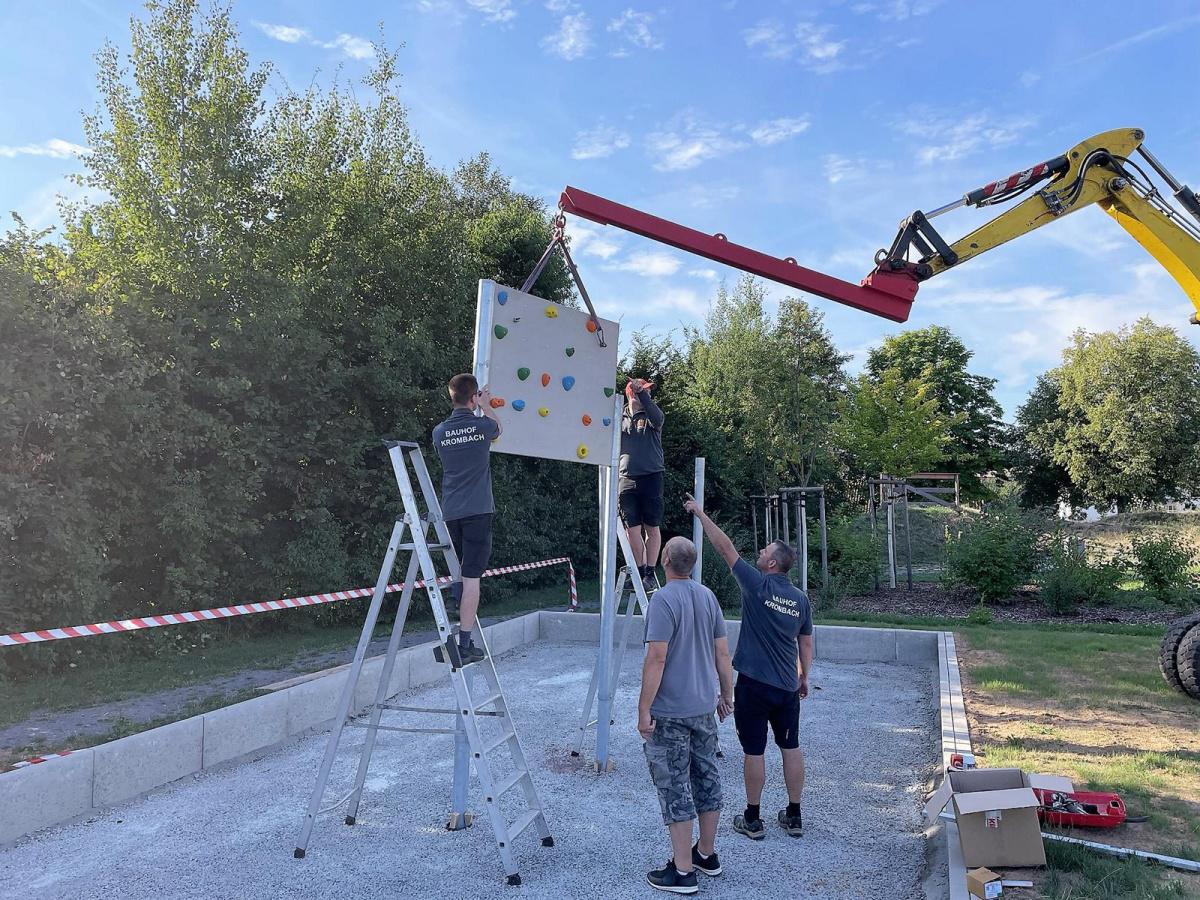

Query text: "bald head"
[663, 536, 698, 578]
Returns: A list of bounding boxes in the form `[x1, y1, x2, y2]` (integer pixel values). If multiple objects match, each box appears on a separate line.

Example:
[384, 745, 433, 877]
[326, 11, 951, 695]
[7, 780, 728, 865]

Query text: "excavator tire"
[1158, 612, 1200, 695]
[1177, 622, 1200, 702]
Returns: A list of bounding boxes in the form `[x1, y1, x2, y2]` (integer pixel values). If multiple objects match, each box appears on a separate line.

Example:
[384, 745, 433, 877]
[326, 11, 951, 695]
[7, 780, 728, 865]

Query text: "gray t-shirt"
[731, 559, 813, 692]
[432, 408, 500, 521]
[644, 578, 728, 718]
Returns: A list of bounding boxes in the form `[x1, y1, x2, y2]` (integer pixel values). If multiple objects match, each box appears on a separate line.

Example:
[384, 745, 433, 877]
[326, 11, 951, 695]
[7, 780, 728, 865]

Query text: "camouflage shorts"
[643, 713, 723, 825]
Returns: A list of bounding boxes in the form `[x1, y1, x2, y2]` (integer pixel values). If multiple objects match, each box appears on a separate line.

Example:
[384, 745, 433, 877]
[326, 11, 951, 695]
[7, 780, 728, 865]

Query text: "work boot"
[733, 814, 765, 840]
[646, 860, 698, 894]
[777, 808, 803, 837]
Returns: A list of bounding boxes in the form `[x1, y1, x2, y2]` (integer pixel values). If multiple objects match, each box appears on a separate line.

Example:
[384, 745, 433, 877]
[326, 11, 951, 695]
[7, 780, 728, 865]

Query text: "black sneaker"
[733, 814, 765, 840]
[440, 638, 486, 669]
[777, 809, 803, 837]
[458, 640, 486, 666]
[642, 573, 659, 595]
[646, 861, 698, 894]
[691, 842, 722, 876]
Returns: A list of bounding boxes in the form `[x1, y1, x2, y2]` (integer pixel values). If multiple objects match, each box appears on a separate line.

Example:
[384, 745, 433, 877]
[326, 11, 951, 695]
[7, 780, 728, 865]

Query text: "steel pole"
[818, 490, 829, 590]
[692, 458, 705, 582]
[594, 394, 623, 772]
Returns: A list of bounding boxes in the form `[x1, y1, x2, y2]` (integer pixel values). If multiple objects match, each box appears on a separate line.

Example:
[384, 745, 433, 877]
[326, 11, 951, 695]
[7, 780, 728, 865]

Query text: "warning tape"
[0, 557, 576, 647]
[9, 751, 73, 770]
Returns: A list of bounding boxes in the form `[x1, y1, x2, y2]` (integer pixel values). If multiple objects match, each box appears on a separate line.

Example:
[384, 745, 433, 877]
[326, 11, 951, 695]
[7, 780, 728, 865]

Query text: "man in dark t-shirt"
[619, 377, 665, 596]
[686, 494, 814, 841]
[432, 373, 502, 666]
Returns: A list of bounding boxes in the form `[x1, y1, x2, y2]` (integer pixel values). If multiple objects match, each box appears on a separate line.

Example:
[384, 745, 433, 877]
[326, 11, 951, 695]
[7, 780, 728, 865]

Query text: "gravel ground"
[0, 641, 940, 900]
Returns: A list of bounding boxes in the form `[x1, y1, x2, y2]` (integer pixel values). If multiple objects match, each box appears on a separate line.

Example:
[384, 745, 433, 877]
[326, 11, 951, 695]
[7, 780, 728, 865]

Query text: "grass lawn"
[822, 611, 1200, 899]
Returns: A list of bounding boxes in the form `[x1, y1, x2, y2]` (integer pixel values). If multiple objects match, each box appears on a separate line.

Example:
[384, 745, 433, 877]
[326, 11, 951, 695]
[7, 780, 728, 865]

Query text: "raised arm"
[684, 494, 739, 568]
[477, 386, 503, 437]
[637, 389, 664, 428]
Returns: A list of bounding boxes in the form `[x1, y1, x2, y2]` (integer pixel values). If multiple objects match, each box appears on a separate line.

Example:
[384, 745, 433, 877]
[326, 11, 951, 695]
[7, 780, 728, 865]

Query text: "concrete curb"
[937, 631, 971, 900]
[0, 609, 545, 846]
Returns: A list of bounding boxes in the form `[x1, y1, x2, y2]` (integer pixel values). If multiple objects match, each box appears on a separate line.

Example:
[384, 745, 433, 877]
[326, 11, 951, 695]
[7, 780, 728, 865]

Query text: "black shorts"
[447, 514, 493, 579]
[734, 674, 801, 755]
[618, 471, 664, 528]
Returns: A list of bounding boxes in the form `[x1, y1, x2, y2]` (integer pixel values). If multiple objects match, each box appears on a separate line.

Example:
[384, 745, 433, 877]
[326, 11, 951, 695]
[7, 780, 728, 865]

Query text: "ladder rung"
[492, 768, 528, 800]
[378, 704, 457, 715]
[482, 729, 517, 755]
[508, 809, 541, 842]
[347, 722, 457, 735]
[400, 542, 451, 550]
[473, 692, 504, 711]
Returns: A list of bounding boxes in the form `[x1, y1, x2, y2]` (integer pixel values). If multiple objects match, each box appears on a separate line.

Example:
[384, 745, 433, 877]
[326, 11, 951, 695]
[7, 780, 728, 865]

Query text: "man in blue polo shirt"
[685, 494, 814, 840]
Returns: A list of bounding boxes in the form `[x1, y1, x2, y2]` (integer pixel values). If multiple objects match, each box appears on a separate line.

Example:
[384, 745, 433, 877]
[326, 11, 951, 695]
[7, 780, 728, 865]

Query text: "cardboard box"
[966, 867, 1003, 899]
[925, 768, 1070, 868]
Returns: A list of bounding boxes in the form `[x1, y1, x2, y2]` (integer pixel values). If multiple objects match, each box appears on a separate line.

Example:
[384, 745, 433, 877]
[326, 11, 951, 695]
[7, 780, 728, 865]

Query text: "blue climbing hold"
[512, 399, 526, 411]
[602, 417, 612, 426]
[498, 290, 508, 305]
[562, 376, 576, 391]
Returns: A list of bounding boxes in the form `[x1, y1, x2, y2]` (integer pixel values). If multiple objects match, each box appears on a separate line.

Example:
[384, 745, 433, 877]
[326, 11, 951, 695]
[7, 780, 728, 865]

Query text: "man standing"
[432, 373, 503, 666]
[639, 536, 734, 894]
[619, 377, 665, 596]
[685, 495, 814, 840]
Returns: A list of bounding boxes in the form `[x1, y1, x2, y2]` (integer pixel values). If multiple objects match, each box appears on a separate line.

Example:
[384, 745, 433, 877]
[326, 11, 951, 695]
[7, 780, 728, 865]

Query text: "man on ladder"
[432, 373, 503, 666]
[619, 376, 665, 596]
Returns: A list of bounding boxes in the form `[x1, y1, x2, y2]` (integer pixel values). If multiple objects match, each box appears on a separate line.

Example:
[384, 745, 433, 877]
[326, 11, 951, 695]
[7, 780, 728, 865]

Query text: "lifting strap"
[521, 212, 606, 347]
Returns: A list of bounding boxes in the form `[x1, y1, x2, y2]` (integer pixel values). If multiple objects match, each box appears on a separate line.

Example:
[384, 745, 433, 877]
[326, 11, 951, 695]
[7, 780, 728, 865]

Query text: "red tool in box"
[1034, 788, 1127, 828]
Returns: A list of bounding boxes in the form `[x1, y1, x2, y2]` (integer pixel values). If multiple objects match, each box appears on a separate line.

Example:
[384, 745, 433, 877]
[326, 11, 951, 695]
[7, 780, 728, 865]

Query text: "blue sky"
[2, 0, 1199, 418]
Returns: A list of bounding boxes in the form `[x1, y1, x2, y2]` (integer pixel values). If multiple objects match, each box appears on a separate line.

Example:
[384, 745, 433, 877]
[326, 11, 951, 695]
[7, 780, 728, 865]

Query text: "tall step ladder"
[293, 440, 553, 885]
[571, 553, 657, 761]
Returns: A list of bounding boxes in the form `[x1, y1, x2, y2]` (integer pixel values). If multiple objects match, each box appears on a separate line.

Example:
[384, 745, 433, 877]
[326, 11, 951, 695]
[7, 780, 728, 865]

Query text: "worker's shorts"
[734, 674, 801, 756]
[618, 471, 664, 528]
[447, 514, 493, 579]
[643, 713, 723, 825]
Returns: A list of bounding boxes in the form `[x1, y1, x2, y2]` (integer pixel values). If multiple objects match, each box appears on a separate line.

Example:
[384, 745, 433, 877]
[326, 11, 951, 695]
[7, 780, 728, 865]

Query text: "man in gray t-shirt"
[638, 537, 734, 893]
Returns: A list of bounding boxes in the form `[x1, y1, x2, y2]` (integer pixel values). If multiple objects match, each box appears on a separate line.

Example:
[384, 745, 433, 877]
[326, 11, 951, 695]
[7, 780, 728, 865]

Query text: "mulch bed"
[825, 582, 1189, 626]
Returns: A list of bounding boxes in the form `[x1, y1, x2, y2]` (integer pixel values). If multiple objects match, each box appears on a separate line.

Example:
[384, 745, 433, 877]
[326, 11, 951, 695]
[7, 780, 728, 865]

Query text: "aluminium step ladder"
[293, 440, 552, 885]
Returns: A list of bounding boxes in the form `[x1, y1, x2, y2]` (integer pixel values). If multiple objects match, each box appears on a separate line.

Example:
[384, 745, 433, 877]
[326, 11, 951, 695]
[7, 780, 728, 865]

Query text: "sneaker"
[646, 861, 698, 894]
[458, 640, 486, 666]
[777, 809, 803, 837]
[440, 638, 486, 669]
[642, 572, 659, 595]
[733, 814, 765, 840]
[691, 842, 722, 877]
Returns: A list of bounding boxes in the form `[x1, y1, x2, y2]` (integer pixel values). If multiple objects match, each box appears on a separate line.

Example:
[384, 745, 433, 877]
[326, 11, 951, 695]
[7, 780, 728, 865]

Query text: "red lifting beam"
[559, 186, 918, 323]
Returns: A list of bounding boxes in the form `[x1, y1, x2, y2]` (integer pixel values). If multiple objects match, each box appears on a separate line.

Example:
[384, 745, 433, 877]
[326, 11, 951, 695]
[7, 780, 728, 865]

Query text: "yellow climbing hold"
[577, 444, 588, 459]
[538, 407, 550, 417]
[544, 305, 559, 318]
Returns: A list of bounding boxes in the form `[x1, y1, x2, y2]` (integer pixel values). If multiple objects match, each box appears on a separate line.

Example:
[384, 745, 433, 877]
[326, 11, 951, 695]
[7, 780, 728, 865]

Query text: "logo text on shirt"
[764, 594, 801, 617]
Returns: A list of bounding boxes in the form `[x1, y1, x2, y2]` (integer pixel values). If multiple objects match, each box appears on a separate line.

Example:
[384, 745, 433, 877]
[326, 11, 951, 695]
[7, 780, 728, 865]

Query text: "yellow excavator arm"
[871, 128, 1200, 325]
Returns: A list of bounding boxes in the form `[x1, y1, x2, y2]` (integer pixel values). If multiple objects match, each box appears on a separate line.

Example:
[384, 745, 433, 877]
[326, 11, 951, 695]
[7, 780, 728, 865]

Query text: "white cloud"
[466, 0, 516, 22]
[647, 115, 745, 171]
[607, 9, 663, 51]
[255, 22, 309, 42]
[743, 19, 847, 72]
[743, 20, 794, 59]
[852, 0, 942, 20]
[571, 124, 631, 160]
[824, 154, 872, 184]
[255, 21, 373, 60]
[688, 268, 719, 281]
[542, 11, 592, 59]
[610, 251, 683, 277]
[567, 221, 622, 260]
[0, 139, 89, 159]
[749, 116, 810, 146]
[899, 112, 1033, 164]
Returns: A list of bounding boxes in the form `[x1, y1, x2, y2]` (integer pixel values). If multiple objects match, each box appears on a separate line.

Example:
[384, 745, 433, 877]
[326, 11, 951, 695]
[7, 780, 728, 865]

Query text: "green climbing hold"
[517, 367, 531, 381]
[494, 325, 508, 339]
[564, 347, 575, 357]
[603, 387, 614, 397]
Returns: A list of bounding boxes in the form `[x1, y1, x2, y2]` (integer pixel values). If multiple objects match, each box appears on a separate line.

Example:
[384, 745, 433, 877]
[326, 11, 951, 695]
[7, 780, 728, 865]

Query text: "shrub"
[944, 504, 1041, 603]
[1038, 536, 1123, 615]
[1129, 533, 1198, 604]
[824, 515, 877, 594]
[966, 603, 994, 625]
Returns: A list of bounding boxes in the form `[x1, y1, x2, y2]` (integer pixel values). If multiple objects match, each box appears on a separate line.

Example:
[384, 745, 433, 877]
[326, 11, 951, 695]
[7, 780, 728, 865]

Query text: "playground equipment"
[867, 473, 961, 591]
[750, 486, 828, 594]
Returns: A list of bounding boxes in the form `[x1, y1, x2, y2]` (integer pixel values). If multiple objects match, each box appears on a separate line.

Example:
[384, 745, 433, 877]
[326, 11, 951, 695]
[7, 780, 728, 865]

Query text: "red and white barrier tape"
[9, 751, 73, 770]
[0, 557, 575, 646]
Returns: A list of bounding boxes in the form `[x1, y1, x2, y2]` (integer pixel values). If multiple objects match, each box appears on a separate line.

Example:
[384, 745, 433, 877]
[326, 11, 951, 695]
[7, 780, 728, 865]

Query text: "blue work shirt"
[731, 559, 813, 692]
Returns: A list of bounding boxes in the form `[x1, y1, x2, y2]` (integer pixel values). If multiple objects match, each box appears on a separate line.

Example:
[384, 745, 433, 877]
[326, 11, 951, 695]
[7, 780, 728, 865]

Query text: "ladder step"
[492, 768, 529, 800]
[482, 729, 518, 755]
[508, 809, 542, 842]
[473, 692, 504, 711]
[400, 542, 451, 550]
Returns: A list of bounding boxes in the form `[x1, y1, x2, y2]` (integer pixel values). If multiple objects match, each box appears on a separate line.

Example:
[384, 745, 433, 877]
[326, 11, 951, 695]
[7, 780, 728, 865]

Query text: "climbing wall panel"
[472, 280, 620, 467]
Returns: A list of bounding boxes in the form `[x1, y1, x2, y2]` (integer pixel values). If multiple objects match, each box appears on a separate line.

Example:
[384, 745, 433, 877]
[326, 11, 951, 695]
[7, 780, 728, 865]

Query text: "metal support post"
[818, 490, 829, 590]
[799, 495, 809, 595]
[448, 714, 472, 830]
[903, 490, 914, 590]
[886, 496, 897, 589]
[692, 458, 705, 581]
[782, 494, 791, 547]
[751, 499, 760, 554]
[594, 394, 623, 772]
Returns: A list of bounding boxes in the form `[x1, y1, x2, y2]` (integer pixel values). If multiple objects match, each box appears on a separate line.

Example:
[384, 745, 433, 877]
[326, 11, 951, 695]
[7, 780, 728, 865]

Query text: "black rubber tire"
[1176, 622, 1200, 702]
[1159, 612, 1200, 694]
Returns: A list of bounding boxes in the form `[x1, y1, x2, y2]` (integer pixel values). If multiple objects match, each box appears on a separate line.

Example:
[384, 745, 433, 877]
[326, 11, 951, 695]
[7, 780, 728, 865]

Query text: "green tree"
[1012, 373, 1078, 510]
[1034, 319, 1200, 509]
[834, 368, 955, 478]
[865, 325, 1004, 495]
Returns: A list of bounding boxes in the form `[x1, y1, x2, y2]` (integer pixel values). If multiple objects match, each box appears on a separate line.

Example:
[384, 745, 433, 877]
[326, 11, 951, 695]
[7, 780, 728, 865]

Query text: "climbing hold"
[541, 373, 550, 387]
[497, 290, 508, 305]
[577, 444, 588, 459]
[564, 347, 575, 357]
[493, 325, 508, 339]
[603, 387, 614, 397]
[586, 319, 598, 333]
[544, 305, 559, 318]
[517, 367, 531, 381]
[489, 397, 505, 409]
[538, 407, 549, 417]
[512, 399, 526, 411]
[562, 376, 576, 391]
[602, 417, 612, 426]
[582, 414, 592, 426]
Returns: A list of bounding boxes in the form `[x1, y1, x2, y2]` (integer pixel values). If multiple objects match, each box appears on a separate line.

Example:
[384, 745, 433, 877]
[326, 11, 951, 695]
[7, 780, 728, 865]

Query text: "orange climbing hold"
[586, 319, 598, 333]
[489, 397, 506, 409]
[541, 373, 551, 387]
[582, 414, 592, 426]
